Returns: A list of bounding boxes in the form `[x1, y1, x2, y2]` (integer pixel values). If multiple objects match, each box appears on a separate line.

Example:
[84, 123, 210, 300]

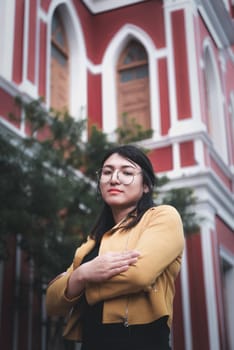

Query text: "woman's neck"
[112, 205, 136, 224]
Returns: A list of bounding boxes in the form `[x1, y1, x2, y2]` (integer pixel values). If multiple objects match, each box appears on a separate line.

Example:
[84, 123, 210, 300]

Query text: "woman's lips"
[108, 188, 123, 194]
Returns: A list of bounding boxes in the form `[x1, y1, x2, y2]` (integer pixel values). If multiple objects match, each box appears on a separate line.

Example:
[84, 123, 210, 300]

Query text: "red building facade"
[0, 1, 233, 349]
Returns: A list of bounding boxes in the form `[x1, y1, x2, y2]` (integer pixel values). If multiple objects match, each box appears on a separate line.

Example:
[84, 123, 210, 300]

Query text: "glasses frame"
[96, 168, 142, 186]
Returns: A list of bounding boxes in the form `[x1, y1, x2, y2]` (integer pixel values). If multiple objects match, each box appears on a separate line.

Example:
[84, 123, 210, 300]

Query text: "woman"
[46, 145, 184, 350]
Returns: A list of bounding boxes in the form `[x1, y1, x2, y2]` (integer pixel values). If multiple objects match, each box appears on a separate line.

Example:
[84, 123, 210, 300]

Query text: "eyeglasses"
[96, 168, 142, 185]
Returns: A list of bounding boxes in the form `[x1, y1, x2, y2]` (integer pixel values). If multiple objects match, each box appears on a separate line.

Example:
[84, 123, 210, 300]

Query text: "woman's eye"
[123, 171, 133, 176]
[102, 169, 112, 176]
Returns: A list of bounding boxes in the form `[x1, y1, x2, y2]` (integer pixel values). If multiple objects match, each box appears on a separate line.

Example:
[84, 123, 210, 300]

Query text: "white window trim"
[47, 0, 87, 123]
[203, 38, 228, 163]
[0, 0, 16, 81]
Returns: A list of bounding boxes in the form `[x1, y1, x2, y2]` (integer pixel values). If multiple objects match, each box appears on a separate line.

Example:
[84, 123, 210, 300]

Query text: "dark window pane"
[51, 44, 67, 66]
[120, 65, 148, 82]
[136, 65, 148, 78]
[52, 15, 59, 34]
[55, 30, 65, 47]
[52, 12, 66, 48]
[123, 43, 147, 64]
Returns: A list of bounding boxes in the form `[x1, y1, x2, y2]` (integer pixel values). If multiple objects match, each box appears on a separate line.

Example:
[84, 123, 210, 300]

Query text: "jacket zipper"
[123, 297, 129, 327]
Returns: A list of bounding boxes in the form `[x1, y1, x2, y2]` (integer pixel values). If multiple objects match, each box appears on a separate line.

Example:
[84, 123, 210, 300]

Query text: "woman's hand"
[83, 250, 140, 282]
[66, 250, 140, 299]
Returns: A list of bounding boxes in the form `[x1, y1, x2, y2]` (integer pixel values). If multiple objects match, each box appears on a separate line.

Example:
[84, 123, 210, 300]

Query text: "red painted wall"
[0, 89, 21, 129]
[149, 146, 173, 172]
[180, 141, 196, 167]
[171, 10, 191, 120]
[158, 58, 171, 135]
[87, 72, 102, 129]
[172, 276, 186, 350]
[28, 0, 37, 83]
[40, 0, 51, 12]
[186, 234, 210, 349]
[216, 216, 234, 252]
[39, 21, 47, 98]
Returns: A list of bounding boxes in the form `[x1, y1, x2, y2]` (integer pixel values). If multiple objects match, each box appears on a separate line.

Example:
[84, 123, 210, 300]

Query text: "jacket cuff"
[64, 274, 84, 303]
[85, 283, 101, 305]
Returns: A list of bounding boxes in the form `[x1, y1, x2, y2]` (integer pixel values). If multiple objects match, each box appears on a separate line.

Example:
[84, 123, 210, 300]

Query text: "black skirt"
[81, 314, 171, 350]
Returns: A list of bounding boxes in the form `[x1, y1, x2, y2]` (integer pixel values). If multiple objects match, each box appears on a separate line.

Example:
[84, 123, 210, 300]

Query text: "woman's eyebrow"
[103, 164, 137, 169]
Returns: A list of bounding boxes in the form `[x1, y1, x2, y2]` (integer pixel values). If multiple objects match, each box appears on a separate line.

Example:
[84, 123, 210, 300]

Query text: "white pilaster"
[0, 0, 16, 80]
[199, 204, 220, 350]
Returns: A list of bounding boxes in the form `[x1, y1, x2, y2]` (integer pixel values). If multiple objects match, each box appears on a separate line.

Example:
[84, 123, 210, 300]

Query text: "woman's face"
[99, 153, 148, 211]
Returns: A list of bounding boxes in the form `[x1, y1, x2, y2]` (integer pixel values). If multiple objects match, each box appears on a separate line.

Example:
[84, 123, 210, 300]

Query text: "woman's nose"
[110, 170, 120, 183]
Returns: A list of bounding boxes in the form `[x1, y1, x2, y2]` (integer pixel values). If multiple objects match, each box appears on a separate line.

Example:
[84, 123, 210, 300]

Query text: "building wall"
[0, 0, 233, 349]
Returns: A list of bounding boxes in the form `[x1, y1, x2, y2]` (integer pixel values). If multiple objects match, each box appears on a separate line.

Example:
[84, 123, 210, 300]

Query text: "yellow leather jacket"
[46, 205, 184, 341]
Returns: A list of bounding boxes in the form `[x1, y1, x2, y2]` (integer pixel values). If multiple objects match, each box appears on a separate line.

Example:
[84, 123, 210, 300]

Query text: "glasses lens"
[97, 169, 111, 183]
[118, 170, 134, 185]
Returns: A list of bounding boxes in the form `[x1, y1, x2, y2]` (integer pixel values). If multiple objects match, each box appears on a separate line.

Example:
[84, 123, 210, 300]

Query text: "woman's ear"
[143, 184, 150, 193]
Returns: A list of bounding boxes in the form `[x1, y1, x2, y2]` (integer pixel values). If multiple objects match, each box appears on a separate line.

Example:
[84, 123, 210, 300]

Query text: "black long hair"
[90, 145, 156, 242]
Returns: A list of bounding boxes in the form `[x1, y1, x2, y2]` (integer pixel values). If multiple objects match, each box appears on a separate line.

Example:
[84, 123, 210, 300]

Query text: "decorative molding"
[195, 0, 234, 48]
[180, 247, 193, 350]
[86, 58, 102, 75]
[19, 80, 38, 100]
[82, 0, 144, 14]
[39, 7, 48, 22]
[161, 169, 234, 230]
[220, 247, 234, 265]
[0, 76, 19, 96]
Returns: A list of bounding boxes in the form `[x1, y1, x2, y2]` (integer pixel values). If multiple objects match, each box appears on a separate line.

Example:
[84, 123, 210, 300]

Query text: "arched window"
[117, 40, 151, 130]
[203, 45, 227, 162]
[50, 9, 69, 111]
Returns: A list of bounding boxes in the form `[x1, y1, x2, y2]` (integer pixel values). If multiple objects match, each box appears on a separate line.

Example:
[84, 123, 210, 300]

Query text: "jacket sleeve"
[45, 237, 96, 317]
[85, 205, 185, 305]
[45, 266, 83, 317]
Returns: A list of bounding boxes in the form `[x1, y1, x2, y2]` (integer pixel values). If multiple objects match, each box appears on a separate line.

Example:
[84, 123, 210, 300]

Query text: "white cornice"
[160, 170, 234, 230]
[0, 76, 18, 96]
[82, 0, 145, 14]
[0, 76, 39, 102]
[138, 129, 233, 178]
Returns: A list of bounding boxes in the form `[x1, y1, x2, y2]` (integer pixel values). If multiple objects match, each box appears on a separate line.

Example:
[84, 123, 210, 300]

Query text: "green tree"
[116, 113, 153, 144]
[0, 98, 113, 280]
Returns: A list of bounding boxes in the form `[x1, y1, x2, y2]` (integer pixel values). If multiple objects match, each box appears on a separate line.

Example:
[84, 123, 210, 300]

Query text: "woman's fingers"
[104, 250, 139, 266]
[86, 250, 140, 282]
[99, 251, 140, 272]
[111, 253, 139, 270]
[111, 250, 140, 261]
